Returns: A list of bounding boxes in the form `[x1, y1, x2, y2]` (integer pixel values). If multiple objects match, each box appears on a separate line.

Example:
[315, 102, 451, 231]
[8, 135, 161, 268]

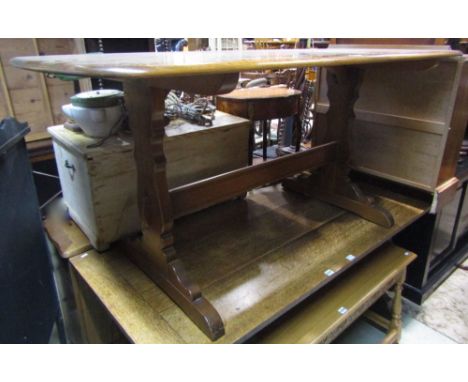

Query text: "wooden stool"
[217, 87, 302, 163]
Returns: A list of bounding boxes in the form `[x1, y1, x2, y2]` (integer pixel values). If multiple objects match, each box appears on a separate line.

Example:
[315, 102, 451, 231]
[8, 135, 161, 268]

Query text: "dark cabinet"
[0, 118, 59, 343]
[395, 178, 468, 304]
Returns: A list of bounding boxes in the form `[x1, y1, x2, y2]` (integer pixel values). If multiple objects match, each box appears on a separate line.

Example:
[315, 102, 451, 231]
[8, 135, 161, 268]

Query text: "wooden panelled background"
[314, 55, 464, 192]
[0, 38, 89, 143]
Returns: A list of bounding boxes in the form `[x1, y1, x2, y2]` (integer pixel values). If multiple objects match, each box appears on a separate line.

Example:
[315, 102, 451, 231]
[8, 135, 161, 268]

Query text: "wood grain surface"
[10, 48, 460, 80]
[255, 243, 416, 343]
[44, 218, 92, 259]
[70, 184, 428, 343]
[217, 87, 301, 100]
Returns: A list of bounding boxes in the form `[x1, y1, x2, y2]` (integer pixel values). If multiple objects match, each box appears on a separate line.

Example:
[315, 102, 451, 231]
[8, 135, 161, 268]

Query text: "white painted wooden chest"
[49, 111, 250, 250]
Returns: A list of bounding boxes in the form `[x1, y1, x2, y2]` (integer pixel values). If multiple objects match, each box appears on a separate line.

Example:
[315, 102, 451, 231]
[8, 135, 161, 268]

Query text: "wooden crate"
[0, 38, 90, 147]
[49, 111, 250, 250]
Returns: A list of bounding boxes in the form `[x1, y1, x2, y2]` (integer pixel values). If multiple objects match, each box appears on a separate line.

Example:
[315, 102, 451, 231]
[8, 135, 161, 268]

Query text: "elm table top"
[10, 48, 461, 80]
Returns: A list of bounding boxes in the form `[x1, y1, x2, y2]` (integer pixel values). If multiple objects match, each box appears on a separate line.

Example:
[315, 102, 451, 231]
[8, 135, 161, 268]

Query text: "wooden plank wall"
[0, 38, 88, 143]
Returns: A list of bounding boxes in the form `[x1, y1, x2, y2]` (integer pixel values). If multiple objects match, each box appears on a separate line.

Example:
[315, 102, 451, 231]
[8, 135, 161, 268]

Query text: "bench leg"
[386, 271, 406, 344]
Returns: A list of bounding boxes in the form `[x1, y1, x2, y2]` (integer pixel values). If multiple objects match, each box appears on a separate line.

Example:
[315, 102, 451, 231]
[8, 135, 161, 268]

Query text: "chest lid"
[48, 111, 249, 159]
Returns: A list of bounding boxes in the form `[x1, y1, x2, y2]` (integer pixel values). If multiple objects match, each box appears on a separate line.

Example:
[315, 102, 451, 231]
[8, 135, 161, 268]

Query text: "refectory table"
[11, 48, 461, 340]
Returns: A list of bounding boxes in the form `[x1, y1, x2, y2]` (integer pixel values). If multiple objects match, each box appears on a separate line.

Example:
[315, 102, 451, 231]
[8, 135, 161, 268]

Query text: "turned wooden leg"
[283, 66, 394, 228]
[122, 80, 224, 340]
[388, 271, 405, 344]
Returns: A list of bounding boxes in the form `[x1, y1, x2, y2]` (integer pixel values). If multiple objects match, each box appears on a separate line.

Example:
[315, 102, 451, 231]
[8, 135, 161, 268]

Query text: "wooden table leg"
[362, 270, 406, 344]
[248, 120, 255, 166]
[122, 80, 224, 340]
[283, 66, 394, 228]
[387, 270, 405, 344]
[293, 114, 302, 152]
[262, 120, 268, 160]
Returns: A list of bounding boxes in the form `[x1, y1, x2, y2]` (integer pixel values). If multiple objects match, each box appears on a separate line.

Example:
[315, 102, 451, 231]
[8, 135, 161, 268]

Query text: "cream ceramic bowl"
[62, 103, 123, 138]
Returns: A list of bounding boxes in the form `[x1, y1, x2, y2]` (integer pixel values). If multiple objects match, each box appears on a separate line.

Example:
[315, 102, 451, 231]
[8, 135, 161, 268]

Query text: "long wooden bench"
[254, 243, 415, 344]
